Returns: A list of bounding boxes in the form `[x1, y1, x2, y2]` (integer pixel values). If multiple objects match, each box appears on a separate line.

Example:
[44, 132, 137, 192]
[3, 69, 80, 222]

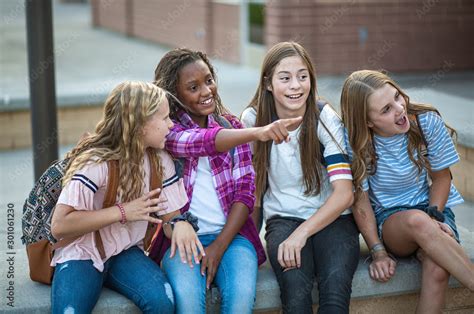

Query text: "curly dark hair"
[153, 48, 230, 119]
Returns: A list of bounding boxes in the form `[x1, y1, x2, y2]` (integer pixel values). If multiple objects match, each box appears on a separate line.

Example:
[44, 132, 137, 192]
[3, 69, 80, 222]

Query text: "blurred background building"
[91, 0, 474, 73]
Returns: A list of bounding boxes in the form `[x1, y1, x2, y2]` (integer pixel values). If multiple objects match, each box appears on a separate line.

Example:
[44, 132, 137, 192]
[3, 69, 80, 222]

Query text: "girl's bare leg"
[382, 210, 474, 290]
[415, 249, 449, 314]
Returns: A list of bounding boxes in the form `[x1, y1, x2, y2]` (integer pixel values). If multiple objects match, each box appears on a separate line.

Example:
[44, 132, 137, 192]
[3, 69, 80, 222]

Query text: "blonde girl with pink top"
[50, 81, 202, 313]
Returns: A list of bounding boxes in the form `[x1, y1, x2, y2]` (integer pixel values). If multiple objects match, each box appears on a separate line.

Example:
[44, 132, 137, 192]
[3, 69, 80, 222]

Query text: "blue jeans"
[162, 234, 258, 314]
[376, 205, 460, 243]
[51, 246, 174, 314]
[265, 215, 360, 314]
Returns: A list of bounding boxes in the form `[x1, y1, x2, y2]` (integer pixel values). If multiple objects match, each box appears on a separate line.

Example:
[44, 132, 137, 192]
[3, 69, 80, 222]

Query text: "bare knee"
[405, 211, 436, 235]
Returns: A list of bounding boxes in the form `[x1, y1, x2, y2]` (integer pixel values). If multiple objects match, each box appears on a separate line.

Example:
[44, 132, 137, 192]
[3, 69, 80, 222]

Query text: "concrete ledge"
[1, 226, 473, 313]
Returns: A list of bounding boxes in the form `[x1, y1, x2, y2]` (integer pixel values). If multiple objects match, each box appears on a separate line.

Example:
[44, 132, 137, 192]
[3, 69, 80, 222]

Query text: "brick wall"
[0, 107, 103, 150]
[452, 144, 474, 201]
[131, 0, 211, 52]
[210, 2, 240, 64]
[91, 0, 241, 64]
[266, 0, 474, 74]
[91, 0, 130, 35]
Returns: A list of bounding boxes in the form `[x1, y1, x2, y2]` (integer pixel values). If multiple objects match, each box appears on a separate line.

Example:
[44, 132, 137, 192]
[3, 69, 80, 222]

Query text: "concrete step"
[1, 225, 472, 313]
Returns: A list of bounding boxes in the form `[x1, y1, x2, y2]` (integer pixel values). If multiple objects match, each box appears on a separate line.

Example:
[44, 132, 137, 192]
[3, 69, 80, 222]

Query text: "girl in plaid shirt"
[154, 48, 301, 313]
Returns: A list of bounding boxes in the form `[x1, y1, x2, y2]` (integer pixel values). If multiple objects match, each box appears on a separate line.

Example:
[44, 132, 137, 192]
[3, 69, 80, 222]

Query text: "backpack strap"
[215, 114, 236, 167]
[409, 113, 428, 157]
[316, 99, 326, 112]
[316, 100, 327, 164]
[52, 160, 117, 258]
[95, 159, 120, 259]
[143, 148, 163, 251]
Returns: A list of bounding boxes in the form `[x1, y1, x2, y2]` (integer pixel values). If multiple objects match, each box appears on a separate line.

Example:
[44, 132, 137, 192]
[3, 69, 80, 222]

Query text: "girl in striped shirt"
[341, 70, 474, 313]
[241, 41, 359, 313]
[50, 82, 198, 313]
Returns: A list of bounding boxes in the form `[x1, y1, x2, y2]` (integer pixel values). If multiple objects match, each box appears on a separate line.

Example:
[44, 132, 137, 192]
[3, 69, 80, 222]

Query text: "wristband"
[164, 212, 199, 232]
[423, 205, 445, 222]
[115, 203, 127, 224]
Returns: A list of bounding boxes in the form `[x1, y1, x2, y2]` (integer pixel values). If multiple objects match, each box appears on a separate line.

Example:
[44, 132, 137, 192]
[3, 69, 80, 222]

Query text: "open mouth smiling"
[286, 93, 303, 100]
[200, 97, 213, 105]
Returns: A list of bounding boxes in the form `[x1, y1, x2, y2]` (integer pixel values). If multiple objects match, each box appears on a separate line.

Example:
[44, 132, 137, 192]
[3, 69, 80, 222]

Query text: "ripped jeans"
[51, 246, 174, 314]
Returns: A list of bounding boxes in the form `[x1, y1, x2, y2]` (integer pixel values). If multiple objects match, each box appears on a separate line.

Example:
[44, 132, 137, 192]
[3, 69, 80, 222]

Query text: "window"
[248, 2, 264, 44]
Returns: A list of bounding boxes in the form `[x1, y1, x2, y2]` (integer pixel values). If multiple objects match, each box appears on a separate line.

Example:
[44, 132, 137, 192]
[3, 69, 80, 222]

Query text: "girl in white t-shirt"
[341, 70, 474, 313]
[50, 81, 200, 313]
[241, 41, 359, 313]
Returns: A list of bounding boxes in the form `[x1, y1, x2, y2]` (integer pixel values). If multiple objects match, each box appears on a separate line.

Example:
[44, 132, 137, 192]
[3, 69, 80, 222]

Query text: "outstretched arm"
[215, 116, 302, 152]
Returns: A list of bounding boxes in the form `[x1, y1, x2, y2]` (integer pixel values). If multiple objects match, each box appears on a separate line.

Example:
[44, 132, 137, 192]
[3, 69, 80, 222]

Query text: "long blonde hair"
[248, 41, 326, 202]
[340, 70, 456, 203]
[63, 81, 167, 202]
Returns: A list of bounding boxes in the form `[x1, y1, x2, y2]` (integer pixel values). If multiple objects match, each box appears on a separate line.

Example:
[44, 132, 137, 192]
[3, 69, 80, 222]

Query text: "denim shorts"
[375, 206, 460, 243]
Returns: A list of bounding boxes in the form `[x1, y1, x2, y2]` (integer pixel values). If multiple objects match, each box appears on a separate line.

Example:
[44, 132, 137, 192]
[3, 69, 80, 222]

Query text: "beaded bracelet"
[370, 243, 386, 259]
[115, 203, 127, 224]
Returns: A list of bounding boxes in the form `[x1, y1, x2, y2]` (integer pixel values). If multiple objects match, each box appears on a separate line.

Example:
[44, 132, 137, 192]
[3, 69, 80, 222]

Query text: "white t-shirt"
[189, 157, 226, 234]
[241, 105, 353, 220]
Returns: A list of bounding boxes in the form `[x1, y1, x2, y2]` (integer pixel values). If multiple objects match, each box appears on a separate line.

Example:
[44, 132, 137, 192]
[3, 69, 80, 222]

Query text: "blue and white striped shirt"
[345, 111, 463, 215]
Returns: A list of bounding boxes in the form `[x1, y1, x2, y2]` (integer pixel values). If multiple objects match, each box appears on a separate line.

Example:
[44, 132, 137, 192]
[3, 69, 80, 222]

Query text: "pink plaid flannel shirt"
[165, 110, 266, 265]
